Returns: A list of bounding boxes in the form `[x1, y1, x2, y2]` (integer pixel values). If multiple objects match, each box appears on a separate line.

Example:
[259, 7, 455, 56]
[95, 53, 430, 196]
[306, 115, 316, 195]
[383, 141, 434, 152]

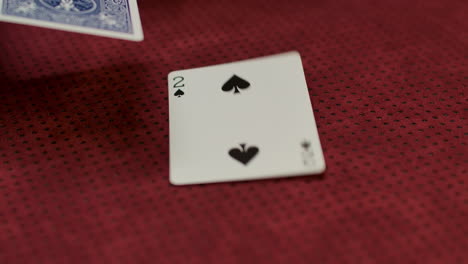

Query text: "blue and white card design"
[0, 0, 143, 41]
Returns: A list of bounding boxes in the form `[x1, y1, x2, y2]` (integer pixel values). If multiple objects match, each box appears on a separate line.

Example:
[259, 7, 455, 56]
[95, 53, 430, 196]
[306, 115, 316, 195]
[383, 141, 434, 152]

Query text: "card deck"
[168, 51, 325, 185]
[0, 0, 143, 41]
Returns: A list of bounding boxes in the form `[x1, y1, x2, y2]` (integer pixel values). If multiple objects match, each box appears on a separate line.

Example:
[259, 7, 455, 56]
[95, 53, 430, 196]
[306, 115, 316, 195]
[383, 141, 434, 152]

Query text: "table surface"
[1, 0, 467, 263]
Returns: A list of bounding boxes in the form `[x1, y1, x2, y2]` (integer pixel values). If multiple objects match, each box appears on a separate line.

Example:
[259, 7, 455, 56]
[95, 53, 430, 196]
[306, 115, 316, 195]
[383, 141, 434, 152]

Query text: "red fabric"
[1, 0, 467, 263]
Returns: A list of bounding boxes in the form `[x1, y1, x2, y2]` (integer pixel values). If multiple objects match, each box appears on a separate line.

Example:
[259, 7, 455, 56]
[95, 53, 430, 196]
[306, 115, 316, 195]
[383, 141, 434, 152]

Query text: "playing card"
[168, 51, 325, 185]
[0, 0, 143, 41]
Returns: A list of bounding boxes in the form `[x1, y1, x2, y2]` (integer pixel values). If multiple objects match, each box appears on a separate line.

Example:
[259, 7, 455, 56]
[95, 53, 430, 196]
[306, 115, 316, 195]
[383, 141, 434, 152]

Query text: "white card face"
[168, 51, 325, 185]
[0, 0, 143, 41]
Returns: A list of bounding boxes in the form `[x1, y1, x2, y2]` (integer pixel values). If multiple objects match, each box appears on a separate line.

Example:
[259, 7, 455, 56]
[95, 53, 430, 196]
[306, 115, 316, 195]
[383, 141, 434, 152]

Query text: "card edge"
[168, 51, 302, 74]
[169, 168, 326, 186]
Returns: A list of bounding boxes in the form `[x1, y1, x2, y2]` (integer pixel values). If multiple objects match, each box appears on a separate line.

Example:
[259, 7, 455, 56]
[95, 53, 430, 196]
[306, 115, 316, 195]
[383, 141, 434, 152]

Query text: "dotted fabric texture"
[0, 0, 467, 263]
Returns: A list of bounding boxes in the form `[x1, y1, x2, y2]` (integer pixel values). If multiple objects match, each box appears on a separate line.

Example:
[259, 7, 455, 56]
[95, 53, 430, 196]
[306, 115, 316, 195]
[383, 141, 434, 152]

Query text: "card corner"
[132, 34, 144, 42]
[167, 70, 179, 79]
[288, 50, 302, 57]
[169, 176, 185, 186]
[315, 162, 326, 174]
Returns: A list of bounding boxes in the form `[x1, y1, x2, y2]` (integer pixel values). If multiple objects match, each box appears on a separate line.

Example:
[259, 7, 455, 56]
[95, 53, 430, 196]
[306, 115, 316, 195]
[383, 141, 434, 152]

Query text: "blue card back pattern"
[2, 0, 133, 34]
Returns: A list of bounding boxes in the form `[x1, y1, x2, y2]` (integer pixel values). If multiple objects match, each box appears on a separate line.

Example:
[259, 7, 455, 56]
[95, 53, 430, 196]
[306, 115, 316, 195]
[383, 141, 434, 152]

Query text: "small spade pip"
[228, 143, 259, 165]
[222, 75, 250, 94]
[301, 140, 315, 166]
[174, 89, 184, 97]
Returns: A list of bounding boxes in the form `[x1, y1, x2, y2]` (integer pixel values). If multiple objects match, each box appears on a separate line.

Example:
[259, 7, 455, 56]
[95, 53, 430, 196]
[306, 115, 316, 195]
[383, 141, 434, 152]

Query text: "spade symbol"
[222, 75, 250, 94]
[228, 143, 259, 165]
[174, 89, 184, 97]
[301, 140, 311, 151]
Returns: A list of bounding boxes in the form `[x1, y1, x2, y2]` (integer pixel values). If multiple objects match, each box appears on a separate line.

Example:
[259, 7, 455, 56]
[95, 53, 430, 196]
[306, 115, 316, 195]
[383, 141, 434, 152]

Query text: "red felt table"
[0, 0, 467, 263]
